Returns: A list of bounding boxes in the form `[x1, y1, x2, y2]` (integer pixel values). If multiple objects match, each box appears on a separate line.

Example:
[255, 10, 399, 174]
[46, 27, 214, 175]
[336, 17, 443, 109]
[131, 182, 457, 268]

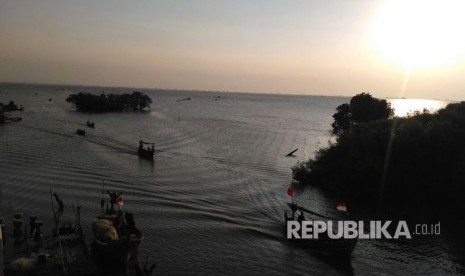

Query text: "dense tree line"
[293, 93, 465, 218]
[66, 91, 152, 112]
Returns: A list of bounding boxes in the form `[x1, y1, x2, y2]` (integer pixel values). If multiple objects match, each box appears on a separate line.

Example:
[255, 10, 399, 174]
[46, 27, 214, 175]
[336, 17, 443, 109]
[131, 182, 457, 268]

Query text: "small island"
[66, 91, 152, 112]
[292, 93, 465, 218]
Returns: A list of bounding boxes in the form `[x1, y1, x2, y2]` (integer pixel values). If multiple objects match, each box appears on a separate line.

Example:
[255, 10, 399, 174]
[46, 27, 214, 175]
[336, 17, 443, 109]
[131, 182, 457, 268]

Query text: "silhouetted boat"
[138, 140, 155, 159]
[176, 97, 191, 102]
[76, 129, 86, 136]
[86, 121, 95, 128]
[93, 191, 144, 265]
[284, 201, 357, 256]
[0, 112, 22, 124]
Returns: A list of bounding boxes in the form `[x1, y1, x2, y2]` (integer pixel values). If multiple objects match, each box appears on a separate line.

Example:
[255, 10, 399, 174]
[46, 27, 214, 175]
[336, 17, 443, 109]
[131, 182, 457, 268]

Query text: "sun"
[371, 0, 465, 69]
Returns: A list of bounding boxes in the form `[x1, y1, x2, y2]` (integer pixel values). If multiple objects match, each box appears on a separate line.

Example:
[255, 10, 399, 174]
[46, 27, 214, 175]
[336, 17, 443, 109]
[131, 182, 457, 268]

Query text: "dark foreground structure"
[1, 195, 99, 276]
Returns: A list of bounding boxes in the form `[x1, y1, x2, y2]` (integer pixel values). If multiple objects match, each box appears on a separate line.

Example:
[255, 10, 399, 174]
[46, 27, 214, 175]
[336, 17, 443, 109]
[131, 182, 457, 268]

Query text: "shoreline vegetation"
[292, 93, 465, 218]
[66, 91, 152, 112]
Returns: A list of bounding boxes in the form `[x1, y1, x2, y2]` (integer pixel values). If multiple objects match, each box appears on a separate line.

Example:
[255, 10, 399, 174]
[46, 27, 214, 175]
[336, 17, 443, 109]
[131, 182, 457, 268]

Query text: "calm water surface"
[0, 83, 462, 275]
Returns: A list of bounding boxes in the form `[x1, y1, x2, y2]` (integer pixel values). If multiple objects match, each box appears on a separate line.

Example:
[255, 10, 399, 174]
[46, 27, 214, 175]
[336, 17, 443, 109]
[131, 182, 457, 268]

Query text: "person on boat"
[297, 211, 305, 237]
[290, 202, 298, 219]
[29, 216, 37, 236]
[100, 198, 105, 212]
[107, 191, 122, 212]
[125, 213, 136, 235]
[115, 210, 128, 236]
[297, 211, 305, 223]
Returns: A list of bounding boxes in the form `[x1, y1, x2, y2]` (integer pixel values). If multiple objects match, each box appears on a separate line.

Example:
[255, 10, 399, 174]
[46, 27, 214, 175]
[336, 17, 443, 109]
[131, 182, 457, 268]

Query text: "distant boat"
[86, 121, 95, 128]
[0, 117, 12, 124]
[138, 140, 155, 159]
[93, 191, 144, 265]
[49, 98, 52, 102]
[176, 97, 191, 102]
[76, 129, 86, 136]
[0, 112, 22, 124]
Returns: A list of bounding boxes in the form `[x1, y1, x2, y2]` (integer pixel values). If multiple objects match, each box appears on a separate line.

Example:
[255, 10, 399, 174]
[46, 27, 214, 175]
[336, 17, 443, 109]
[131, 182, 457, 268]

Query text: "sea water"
[0, 83, 462, 275]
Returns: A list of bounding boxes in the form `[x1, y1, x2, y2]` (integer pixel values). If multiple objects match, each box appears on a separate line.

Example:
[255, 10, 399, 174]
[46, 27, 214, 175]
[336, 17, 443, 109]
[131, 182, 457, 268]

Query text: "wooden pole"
[50, 188, 67, 275]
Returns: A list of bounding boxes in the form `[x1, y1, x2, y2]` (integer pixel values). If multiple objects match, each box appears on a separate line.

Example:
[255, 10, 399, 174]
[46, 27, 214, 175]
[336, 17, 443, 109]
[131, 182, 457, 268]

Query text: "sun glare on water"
[388, 98, 449, 117]
[372, 0, 465, 69]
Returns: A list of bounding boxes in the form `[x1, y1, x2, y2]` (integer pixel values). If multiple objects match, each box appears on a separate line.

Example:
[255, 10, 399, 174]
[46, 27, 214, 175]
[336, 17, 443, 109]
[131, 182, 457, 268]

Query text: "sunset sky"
[1, 0, 464, 100]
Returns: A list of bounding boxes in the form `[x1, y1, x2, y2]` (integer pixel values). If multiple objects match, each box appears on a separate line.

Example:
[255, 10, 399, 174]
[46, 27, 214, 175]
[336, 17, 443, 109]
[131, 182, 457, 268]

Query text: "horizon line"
[0, 80, 458, 102]
[0, 80, 354, 99]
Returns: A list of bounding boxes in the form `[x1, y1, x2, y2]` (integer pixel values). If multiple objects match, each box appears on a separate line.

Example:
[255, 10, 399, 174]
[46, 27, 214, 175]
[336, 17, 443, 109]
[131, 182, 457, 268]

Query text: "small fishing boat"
[138, 140, 155, 159]
[92, 190, 144, 265]
[283, 188, 357, 256]
[86, 121, 95, 128]
[76, 129, 86, 136]
[176, 97, 191, 102]
[1, 115, 13, 124]
[0, 112, 22, 124]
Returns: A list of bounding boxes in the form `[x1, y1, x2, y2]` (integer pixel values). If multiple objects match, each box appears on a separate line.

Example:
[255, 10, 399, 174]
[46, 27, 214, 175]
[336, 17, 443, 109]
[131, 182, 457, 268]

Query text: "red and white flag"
[287, 187, 294, 197]
[336, 202, 347, 212]
[115, 195, 124, 206]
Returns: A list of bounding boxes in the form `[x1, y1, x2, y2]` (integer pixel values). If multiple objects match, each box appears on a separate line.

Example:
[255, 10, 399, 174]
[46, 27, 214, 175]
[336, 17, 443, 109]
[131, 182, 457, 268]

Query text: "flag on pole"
[336, 202, 347, 212]
[287, 187, 294, 197]
[115, 195, 124, 206]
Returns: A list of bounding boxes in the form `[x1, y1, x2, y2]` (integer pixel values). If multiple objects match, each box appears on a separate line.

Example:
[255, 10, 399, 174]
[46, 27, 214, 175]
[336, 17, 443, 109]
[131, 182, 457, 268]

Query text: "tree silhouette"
[294, 99, 465, 220]
[331, 93, 393, 136]
[66, 92, 152, 112]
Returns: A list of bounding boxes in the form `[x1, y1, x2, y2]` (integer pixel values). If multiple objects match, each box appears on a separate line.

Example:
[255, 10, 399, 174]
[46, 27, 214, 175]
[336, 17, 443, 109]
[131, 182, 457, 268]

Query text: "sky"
[0, 0, 464, 100]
